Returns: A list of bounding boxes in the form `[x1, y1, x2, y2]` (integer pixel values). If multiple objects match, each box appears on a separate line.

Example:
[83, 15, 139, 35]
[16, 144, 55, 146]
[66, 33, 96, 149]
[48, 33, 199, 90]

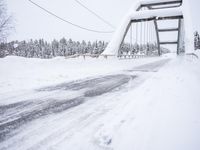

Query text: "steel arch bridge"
[102, 0, 193, 57]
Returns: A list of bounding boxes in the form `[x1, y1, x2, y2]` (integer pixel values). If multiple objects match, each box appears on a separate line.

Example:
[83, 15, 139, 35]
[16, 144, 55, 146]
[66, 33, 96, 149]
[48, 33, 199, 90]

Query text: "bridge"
[102, 0, 194, 57]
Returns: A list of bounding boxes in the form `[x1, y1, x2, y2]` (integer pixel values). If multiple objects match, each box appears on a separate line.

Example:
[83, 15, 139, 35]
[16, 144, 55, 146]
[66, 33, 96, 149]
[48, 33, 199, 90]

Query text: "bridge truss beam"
[102, 0, 193, 57]
[140, 0, 182, 8]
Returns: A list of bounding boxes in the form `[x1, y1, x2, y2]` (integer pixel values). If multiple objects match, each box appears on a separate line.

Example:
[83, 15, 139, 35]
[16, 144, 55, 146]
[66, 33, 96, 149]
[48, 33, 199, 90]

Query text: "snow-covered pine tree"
[0, 38, 109, 58]
[51, 39, 59, 57]
[59, 38, 67, 56]
[194, 31, 199, 50]
[87, 41, 92, 54]
[81, 40, 87, 54]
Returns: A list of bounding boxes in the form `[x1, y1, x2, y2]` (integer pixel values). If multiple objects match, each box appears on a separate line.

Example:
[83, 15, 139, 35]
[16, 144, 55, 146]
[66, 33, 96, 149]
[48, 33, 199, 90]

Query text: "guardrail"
[65, 54, 115, 59]
[65, 54, 158, 59]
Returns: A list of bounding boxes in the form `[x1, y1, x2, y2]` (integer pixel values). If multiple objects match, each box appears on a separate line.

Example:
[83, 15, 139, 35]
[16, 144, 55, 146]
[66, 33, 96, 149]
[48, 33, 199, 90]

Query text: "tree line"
[0, 38, 108, 58]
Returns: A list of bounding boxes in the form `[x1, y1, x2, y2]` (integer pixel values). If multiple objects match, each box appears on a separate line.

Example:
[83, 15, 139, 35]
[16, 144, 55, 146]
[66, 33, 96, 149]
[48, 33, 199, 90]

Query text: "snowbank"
[110, 56, 200, 150]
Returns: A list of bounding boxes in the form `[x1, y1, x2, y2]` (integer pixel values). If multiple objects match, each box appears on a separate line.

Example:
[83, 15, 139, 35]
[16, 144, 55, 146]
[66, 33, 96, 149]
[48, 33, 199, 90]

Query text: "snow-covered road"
[0, 59, 170, 150]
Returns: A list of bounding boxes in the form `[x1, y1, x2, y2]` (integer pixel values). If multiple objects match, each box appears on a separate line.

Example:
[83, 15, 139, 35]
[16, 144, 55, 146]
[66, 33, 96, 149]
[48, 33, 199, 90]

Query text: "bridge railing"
[118, 54, 158, 59]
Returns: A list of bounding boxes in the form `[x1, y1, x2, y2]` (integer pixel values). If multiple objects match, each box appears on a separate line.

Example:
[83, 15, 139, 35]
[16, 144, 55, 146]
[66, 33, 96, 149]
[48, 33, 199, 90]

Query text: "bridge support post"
[154, 20, 161, 56]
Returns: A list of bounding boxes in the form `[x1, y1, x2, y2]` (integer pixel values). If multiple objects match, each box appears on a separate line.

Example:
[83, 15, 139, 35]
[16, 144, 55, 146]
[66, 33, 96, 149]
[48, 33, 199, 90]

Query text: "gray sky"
[6, 0, 200, 42]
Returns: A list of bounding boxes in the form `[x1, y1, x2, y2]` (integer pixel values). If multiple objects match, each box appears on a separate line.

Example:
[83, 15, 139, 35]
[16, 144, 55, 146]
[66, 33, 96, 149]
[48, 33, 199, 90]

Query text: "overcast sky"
[6, 0, 200, 42]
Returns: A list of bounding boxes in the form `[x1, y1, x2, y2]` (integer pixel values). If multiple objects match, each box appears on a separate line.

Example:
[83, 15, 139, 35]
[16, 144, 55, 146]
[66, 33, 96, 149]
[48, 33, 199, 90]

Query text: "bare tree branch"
[0, 0, 13, 42]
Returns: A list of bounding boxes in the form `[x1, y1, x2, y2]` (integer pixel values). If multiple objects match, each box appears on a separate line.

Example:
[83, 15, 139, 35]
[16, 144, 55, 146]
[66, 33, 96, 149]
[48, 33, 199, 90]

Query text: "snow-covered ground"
[0, 56, 164, 95]
[0, 54, 200, 150]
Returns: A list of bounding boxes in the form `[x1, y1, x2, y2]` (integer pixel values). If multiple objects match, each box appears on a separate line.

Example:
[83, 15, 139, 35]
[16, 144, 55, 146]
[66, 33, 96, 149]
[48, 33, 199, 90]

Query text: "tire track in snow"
[0, 74, 133, 142]
[128, 59, 170, 72]
[0, 59, 170, 148]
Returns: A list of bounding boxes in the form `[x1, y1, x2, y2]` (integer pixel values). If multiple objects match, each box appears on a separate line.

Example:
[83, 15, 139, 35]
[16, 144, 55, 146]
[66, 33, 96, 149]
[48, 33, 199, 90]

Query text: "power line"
[28, 0, 114, 33]
[74, 0, 115, 29]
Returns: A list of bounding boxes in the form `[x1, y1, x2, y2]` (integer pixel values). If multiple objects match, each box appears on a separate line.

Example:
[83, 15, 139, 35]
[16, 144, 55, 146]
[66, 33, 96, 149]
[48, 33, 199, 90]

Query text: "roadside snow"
[0, 56, 162, 94]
